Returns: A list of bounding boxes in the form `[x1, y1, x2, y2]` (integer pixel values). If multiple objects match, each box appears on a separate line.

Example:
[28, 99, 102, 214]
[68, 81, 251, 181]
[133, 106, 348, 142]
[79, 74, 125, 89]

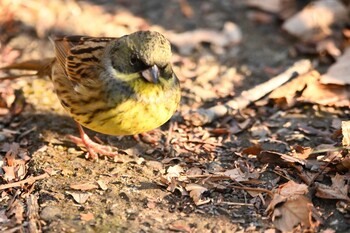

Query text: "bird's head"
[106, 31, 173, 84]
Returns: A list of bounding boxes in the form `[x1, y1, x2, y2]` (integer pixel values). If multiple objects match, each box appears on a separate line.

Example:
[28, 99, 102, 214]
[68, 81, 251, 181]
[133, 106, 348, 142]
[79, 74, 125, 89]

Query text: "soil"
[1, 1, 350, 232]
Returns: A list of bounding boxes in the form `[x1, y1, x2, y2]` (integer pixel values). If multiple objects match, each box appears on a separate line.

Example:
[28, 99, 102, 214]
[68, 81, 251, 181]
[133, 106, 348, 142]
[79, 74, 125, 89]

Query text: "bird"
[2, 31, 181, 159]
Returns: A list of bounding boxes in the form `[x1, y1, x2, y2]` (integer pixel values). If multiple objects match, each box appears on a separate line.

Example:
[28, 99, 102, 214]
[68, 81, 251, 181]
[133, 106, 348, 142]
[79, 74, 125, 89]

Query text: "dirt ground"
[1, 0, 350, 232]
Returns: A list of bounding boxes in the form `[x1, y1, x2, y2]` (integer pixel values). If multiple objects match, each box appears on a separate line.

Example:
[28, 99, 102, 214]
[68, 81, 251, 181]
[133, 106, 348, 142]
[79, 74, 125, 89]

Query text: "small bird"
[3, 31, 181, 159]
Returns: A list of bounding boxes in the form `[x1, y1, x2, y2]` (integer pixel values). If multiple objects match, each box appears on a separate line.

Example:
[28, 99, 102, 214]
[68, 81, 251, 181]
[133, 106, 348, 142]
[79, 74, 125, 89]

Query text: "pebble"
[40, 206, 62, 221]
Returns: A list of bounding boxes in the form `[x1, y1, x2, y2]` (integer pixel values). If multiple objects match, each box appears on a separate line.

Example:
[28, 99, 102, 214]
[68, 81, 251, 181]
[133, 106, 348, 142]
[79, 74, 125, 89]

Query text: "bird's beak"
[141, 65, 159, 84]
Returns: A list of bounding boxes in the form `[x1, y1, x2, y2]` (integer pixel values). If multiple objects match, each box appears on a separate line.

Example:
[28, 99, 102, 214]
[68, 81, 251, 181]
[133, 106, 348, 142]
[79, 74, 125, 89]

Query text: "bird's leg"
[68, 123, 119, 160]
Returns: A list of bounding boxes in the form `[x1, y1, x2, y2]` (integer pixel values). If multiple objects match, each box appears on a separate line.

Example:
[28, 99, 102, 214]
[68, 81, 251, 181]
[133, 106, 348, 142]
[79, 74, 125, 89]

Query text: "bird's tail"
[0, 58, 54, 80]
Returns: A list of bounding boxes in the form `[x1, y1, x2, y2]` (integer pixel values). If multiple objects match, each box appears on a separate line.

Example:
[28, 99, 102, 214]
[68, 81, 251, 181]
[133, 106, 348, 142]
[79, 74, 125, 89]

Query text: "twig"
[0, 173, 50, 190]
[216, 201, 254, 207]
[229, 185, 274, 198]
[185, 59, 312, 126]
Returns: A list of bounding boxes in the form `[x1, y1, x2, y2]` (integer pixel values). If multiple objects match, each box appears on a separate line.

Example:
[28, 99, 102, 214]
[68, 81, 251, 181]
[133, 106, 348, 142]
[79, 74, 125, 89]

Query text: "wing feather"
[52, 36, 116, 83]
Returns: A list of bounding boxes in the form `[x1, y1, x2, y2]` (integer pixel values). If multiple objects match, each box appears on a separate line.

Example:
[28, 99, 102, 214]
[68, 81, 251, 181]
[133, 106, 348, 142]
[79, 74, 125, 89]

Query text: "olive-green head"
[106, 31, 173, 83]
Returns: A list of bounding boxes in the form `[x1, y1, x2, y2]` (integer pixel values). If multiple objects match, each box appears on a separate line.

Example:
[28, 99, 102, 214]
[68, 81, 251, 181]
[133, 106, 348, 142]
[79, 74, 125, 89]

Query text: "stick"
[184, 59, 312, 126]
[0, 173, 50, 190]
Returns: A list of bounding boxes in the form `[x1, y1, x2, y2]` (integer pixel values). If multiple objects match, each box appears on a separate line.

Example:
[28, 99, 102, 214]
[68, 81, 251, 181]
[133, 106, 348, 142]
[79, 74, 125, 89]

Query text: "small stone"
[40, 206, 62, 221]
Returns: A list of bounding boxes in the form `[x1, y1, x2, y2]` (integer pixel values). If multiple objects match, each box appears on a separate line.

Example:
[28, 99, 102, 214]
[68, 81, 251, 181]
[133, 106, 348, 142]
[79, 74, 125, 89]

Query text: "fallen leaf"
[168, 22, 241, 55]
[185, 183, 209, 206]
[266, 181, 314, 232]
[342, 121, 350, 146]
[315, 173, 350, 201]
[269, 71, 320, 108]
[282, 0, 348, 41]
[6, 199, 25, 224]
[66, 191, 91, 204]
[250, 124, 271, 138]
[70, 183, 98, 191]
[242, 144, 262, 156]
[316, 39, 341, 58]
[272, 195, 313, 232]
[0, 209, 10, 224]
[258, 150, 305, 166]
[168, 220, 192, 233]
[166, 165, 184, 179]
[300, 79, 350, 107]
[97, 180, 108, 191]
[186, 167, 202, 176]
[80, 212, 94, 221]
[321, 47, 350, 85]
[245, 0, 297, 19]
[223, 168, 249, 182]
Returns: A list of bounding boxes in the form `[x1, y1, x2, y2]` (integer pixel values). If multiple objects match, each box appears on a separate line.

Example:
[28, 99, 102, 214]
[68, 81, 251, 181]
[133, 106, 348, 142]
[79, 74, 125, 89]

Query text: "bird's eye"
[130, 55, 137, 65]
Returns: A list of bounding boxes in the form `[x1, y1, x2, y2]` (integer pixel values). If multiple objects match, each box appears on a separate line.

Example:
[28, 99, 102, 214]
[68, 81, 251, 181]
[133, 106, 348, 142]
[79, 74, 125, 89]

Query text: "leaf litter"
[0, 0, 350, 232]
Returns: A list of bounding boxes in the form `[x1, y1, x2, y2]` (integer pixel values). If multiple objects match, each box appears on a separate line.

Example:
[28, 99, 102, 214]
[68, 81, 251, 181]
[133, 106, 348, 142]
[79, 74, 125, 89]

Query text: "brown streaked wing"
[53, 36, 117, 82]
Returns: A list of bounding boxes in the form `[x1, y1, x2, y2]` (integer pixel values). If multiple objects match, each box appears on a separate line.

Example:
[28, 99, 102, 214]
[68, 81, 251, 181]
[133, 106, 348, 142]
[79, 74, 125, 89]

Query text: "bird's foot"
[69, 123, 122, 161]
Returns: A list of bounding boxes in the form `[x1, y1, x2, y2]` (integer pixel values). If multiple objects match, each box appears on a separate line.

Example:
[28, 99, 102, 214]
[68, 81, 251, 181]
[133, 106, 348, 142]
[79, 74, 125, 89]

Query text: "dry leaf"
[258, 150, 305, 166]
[70, 183, 98, 191]
[321, 47, 350, 85]
[282, 0, 348, 41]
[246, 0, 297, 18]
[269, 70, 320, 107]
[186, 167, 202, 176]
[223, 168, 249, 182]
[0, 209, 10, 224]
[185, 183, 209, 205]
[6, 199, 25, 224]
[80, 212, 94, 222]
[168, 22, 241, 55]
[168, 220, 192, 233]
[292, 145, 313, 160]
[272, 195, 313, 231]
[342, 121, 350, 146]
[97, 180, 108, 191]
[250, 124, 271, 138]
[315, 173, 350, 201]
[66, 191, 91, 204]
[316, 39, 341, 58]
[166, 165, 184, 179]
[300, 79, 350, 107]
[267, 181, 313, 232]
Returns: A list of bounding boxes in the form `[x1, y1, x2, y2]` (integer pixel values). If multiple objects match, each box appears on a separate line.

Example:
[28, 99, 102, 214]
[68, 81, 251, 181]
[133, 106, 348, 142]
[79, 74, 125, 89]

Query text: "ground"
[0, 0, 350, 232]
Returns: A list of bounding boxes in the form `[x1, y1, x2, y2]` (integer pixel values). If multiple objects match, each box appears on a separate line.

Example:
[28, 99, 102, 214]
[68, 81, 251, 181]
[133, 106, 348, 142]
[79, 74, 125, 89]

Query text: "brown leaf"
[300, 80, 350, 107]
[6, 199, 25, 224]
[272, 195, 313, 231]
[242, 144, 262, 156]
[178, 0, 193, 18]
[80, 212, 94, 222]
[269, 71, 320, 108]
[223, 168, 249, 182]
[168, 220, 192, 233]
[315, 173, 350, 201]
[342, 121, 350, 146]
[321, 47, 350, 85]
[97, 180, 108, 191]
[267, 181, 313, 232]
[66, 191, 91, 204]
[70, 183, 98, 191]
[258, 150, 305, 166]
[168, 22, 241, 55]
[185, 183, 209, 206]
[282, 0, 348, 41]
[2, 166, 16, 182]
[292, 145, 313, 160]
